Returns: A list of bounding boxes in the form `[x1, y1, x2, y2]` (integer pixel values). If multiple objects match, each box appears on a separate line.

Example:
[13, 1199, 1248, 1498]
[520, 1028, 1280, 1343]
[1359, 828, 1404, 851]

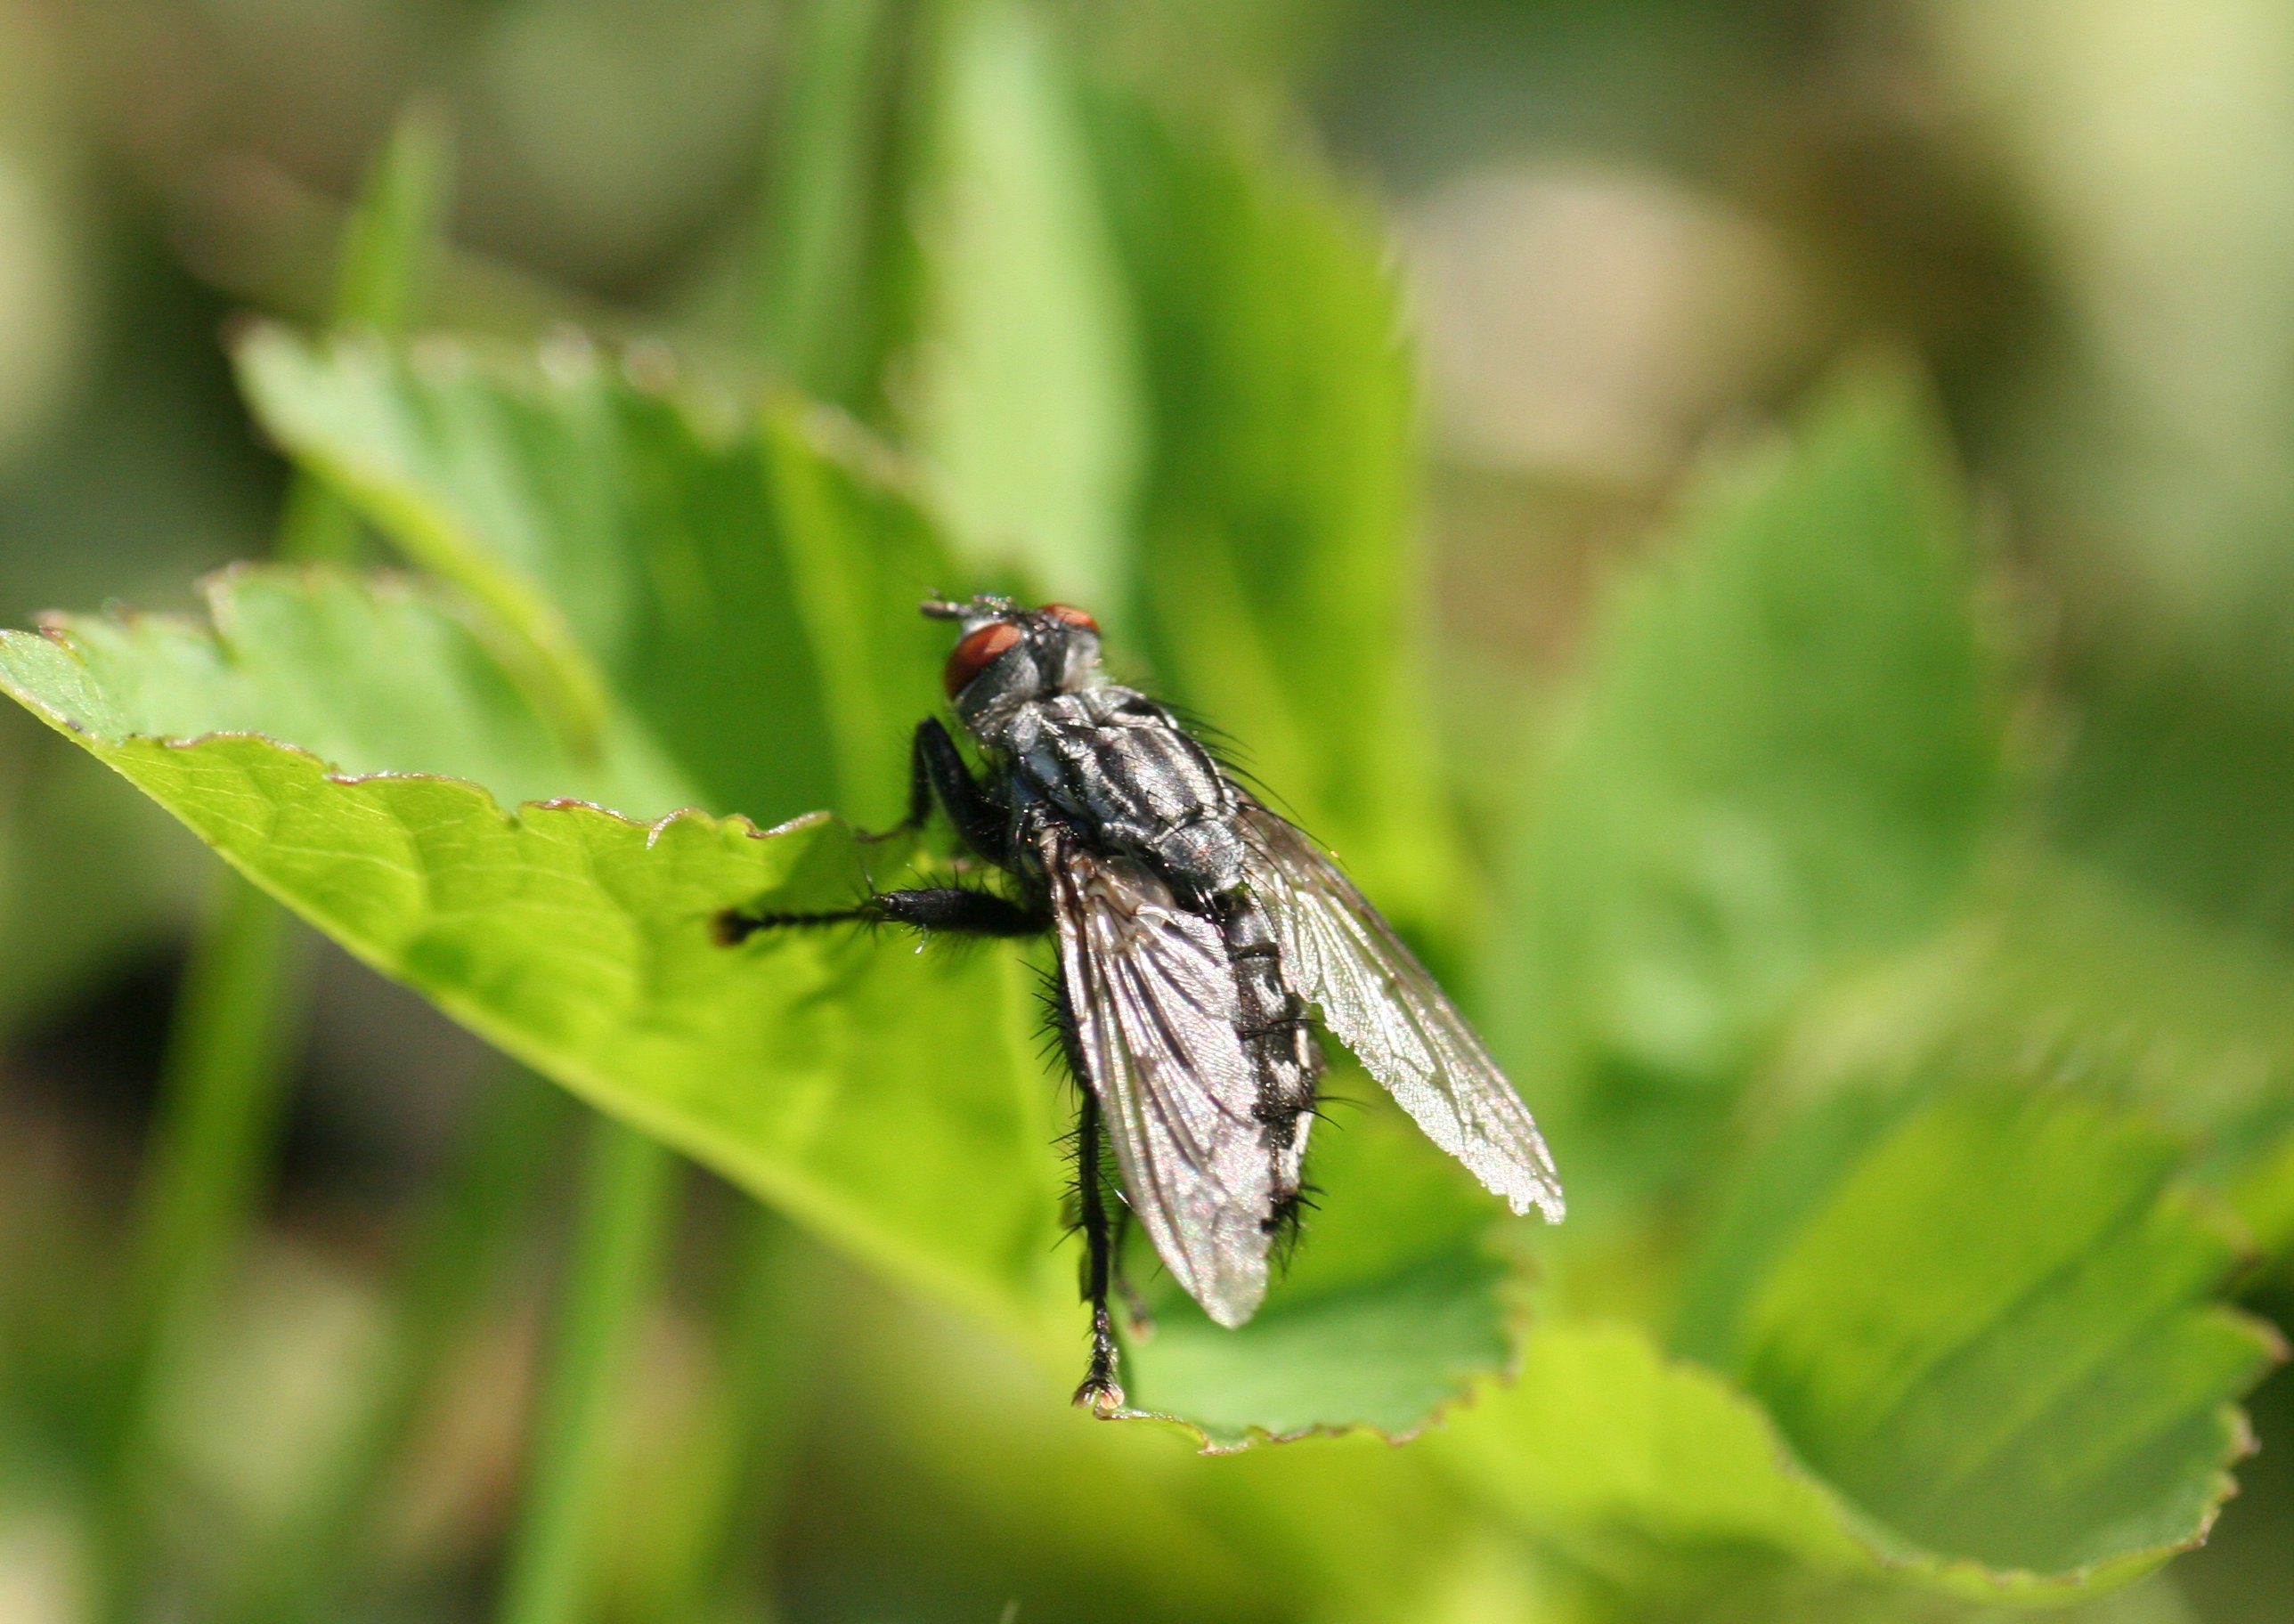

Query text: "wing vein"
[1045, 827, 1272, 1327]
[1235, 803, 1565, 1222]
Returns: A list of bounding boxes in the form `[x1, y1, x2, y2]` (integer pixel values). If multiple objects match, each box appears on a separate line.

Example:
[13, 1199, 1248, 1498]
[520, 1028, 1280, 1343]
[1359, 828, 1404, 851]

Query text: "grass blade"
[93, 878, 307, 1622]
[275, 102, 454, 565]
[496, 1119, 679, 1624]
[227, 1069, 567, 1623]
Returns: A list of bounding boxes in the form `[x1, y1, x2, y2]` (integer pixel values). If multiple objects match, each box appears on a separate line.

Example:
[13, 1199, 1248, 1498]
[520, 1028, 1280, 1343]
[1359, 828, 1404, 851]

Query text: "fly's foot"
[1071, 1373, 1126, 1418]
[1071, 1305, 1124, 1417]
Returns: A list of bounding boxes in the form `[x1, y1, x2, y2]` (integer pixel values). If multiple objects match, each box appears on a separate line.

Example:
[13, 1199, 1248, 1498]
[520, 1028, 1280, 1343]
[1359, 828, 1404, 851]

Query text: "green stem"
[274, 102, 453, 567]
[758, 0, 894, 402]
[329, 102, 452, 338]
[496, 1119, 679, 1624]
[95, 878, 307, 1623]
[635, 1210, 822, 1622]
[225, 1069, 567, 1624]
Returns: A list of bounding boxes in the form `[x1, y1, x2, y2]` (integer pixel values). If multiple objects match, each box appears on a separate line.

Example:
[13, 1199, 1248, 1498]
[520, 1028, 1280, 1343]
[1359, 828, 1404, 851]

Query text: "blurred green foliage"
[1, 2, 2292, 1622]
[1495, 374, 2001, 1219]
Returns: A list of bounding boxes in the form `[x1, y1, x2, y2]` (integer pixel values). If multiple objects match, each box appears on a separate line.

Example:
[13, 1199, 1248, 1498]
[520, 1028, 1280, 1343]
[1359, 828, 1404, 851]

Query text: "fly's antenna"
[919, 592, 1021, 623]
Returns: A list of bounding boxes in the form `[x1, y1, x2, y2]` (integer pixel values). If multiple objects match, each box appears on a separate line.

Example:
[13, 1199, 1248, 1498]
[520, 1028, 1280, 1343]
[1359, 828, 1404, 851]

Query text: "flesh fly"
[719, 597, 1563, 1412]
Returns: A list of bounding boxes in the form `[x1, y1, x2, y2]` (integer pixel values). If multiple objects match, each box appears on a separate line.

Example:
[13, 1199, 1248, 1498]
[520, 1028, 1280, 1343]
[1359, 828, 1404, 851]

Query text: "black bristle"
[1267, 1178, 1321, 1271]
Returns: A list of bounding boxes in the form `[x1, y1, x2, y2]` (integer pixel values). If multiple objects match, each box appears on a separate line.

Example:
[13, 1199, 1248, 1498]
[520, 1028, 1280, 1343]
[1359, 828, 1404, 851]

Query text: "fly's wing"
[1236, 804, 1566, 1222]
[1043, 829, 1273, 1327]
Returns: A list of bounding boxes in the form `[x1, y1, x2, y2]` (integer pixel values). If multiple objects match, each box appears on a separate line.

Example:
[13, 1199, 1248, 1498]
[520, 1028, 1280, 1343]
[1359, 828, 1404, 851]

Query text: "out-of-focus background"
[2, 1, 2292, 1620]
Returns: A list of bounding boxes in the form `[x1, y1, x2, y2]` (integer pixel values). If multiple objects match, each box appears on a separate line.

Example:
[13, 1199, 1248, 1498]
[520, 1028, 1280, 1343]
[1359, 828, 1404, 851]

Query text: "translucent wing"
[1236, 804, 1566, 1222]
[1043, 828, 1273, 1327]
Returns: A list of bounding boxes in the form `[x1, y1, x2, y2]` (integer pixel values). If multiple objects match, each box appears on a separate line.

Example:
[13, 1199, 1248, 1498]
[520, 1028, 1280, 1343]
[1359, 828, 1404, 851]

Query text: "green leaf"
[2232, 1134, 2294, 1275]
[1439, 1324, 1879, 1601]
[1449, 1291, 2266, 1606]
[1441, 1321, 2250, 1615]
[1083, 85, 1459, 926]
[13, 568, 659, 811]
[1957, 860, 2294, 1182]
[1674, 1087, 2278, 1583]
[0, 568, 1069, 1342]
[909, 0, 1143, 608]
[1747, 852, 2294, 1263]
[275, 100, 455, 565]
[1492, 368, 2002, 1214]
[329, 102, 452, 341]
[2049, 614, 2294, 950]
[12, 345, 1528, 1444]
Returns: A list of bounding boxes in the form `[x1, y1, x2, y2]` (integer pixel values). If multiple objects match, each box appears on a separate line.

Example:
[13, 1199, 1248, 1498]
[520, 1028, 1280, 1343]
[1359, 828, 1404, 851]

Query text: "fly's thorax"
[999, 688, 1248, 891]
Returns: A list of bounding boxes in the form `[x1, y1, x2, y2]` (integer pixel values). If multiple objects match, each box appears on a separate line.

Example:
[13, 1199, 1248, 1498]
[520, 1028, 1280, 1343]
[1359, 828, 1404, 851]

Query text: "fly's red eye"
[943, 621, 1021, 699]
[1041, 603, 1099, 632]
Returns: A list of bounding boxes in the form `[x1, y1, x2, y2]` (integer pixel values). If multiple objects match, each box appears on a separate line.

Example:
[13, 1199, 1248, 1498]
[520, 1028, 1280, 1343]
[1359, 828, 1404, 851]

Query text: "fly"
[716, 596, 1565, 1413]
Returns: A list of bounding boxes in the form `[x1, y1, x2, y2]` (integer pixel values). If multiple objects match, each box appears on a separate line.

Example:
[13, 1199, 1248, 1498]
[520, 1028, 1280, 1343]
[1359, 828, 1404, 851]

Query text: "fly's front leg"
[1071, 1090, 1125, 1417]
[859, 718, 1008, 866]
[869, 888, 1044, 936]
[727, 723, 1027, 944]
[714, 886, 1044, 945]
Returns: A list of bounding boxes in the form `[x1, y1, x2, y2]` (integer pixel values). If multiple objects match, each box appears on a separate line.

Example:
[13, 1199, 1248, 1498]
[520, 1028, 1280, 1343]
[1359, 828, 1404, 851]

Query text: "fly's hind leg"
[1070, 1090, 1125, 1417]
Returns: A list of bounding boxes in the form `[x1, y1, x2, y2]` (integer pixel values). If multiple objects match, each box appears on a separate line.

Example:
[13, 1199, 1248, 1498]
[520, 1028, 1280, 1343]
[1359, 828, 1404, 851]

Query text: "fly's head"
[922, 595, 1104, 739]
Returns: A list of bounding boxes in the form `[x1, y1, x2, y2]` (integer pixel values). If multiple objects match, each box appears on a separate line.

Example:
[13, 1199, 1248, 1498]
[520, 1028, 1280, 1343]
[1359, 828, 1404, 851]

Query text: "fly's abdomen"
[1217, 889, 1321, 1222]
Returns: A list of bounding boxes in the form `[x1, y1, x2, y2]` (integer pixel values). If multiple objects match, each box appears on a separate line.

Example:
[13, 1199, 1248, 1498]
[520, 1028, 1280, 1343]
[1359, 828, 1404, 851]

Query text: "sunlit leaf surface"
[0, 571, 1067, 1337]
[236, 326, 948, 832]
[0, 393, 1523, 1446]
